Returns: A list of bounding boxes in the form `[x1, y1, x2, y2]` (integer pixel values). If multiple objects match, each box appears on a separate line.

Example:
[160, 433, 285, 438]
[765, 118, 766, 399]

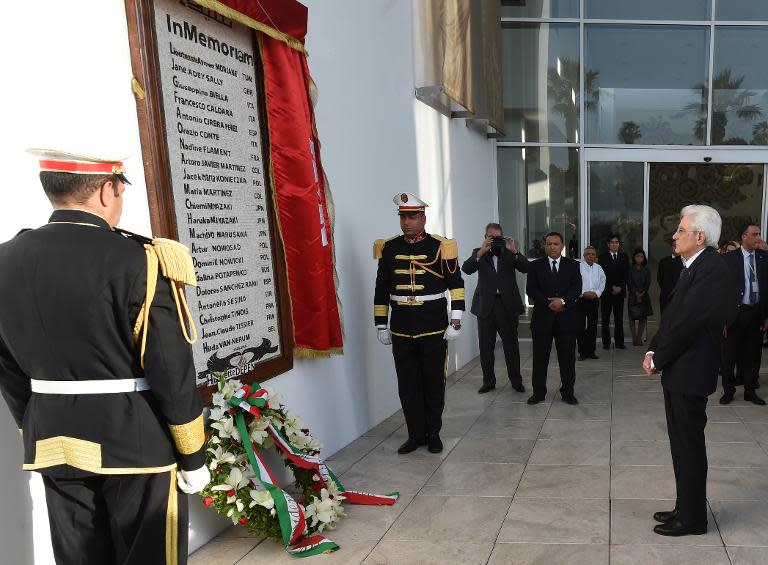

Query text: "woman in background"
[628, 248, 653, 345]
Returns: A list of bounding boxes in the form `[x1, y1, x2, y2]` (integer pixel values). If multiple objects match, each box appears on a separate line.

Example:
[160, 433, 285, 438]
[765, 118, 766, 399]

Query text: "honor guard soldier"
[0, 149, 210, 565]
[373, 193, 465, 454]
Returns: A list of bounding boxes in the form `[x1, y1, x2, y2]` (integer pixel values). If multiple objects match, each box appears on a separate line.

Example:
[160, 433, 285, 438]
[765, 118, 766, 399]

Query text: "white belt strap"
[30, 378, 151, 395]
[390, 293, 445, 303]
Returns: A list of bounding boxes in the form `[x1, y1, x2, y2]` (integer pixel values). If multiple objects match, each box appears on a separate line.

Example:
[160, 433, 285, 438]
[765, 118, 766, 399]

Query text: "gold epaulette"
[132, 237, 198, 367]
[432, 234, 458, 260]
[373, 235, 400, 259]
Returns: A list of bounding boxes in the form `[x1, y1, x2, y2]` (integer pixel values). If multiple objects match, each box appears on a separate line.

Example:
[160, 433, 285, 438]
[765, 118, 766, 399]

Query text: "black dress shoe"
[527, 395, 545, 405]
[426, 434, 443, 454]
[511, 382, 526, 393]
[719, 393, 734, 405]
[578, 355, 587, 361]
[653, 509, 677, 523]
[562, 395, 579, 405]
[397, 438, 424, 454]
[478, 384, 496, 394]
[653, 520, 706, 536]
[589, 354, 600, 359]
[745, 391, 767, 405]
[616, 343, 626, 349]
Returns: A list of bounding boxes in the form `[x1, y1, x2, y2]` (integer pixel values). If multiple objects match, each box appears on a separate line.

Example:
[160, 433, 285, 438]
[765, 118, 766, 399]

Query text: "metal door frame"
[581, 147, 768, 253]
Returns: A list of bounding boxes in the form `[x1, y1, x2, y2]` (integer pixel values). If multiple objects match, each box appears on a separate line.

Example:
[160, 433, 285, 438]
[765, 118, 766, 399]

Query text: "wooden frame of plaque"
[124, 0, 294, 404]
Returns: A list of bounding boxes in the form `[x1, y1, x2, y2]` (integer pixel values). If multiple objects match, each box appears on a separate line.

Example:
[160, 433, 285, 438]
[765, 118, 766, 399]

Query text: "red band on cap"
[398, 205, 425, 210]
[39, 160, 124, 175]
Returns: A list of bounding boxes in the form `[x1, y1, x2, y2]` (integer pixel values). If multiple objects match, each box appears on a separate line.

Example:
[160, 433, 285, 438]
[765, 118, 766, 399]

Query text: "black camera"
[491, 236, 506, 248]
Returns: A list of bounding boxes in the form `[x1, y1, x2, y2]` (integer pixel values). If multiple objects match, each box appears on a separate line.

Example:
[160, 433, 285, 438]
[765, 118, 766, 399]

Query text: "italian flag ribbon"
[227, 385, 399, 557]
[231, 390, 337, 557]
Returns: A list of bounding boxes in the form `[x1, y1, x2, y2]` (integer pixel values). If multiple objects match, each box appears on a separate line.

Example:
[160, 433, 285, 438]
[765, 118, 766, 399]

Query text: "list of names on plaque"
[154, 0, 281, 385]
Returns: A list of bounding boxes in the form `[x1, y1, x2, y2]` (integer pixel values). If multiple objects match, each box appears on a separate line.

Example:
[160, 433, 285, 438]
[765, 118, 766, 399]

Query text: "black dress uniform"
[0, 209, 204, 565]
[373, 233, 465, 441]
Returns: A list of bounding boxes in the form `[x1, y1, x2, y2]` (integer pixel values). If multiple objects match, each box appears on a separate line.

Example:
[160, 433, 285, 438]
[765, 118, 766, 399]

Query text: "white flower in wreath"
[207, 445, 237, 471]
[304, 488, 344, 532]
[282, 411, 303, 438]
[210, 467, 251, 502]
[261, 384, 281, 405]
[248, 416, 270, 445]
[208, 404, 227, 422]
[248, 488, 275, 511]
[211, 417, 240, 442]
[211, 380, 244, 409]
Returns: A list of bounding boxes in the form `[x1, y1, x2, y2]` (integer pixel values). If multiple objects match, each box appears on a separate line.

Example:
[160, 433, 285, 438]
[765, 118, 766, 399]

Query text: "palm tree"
[681, 67, 763, 144]
[546, 57, 600, 143]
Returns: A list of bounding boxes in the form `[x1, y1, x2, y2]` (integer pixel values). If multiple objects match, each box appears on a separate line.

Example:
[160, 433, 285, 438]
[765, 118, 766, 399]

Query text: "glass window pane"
[588, 162, 644, 257]
[712, 27, 768, 145]
[501, 0, 578, 19]
[501, 23, 580, 142]
[717, 1, 768, 21]
[585, 25, 710, 145]
[498, 147, 580, 260]
[585, 0, 710, 21]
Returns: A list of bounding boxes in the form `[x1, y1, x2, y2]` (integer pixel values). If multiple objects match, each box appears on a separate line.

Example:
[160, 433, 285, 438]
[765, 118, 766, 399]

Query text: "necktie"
[552, 259, 558, 275]
[749, 254, 757, 304]
[612, 253, 617, 262]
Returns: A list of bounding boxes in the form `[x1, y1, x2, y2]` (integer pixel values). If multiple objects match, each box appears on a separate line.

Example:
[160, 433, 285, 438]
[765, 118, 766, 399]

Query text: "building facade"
[497, 0, 768, 293]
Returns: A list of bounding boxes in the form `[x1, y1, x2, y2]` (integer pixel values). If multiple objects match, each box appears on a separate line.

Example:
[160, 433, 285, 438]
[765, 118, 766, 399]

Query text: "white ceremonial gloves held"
[177, 465, 211, 494]
[444, 325, 461, 341]
[377, 328, 392, 345]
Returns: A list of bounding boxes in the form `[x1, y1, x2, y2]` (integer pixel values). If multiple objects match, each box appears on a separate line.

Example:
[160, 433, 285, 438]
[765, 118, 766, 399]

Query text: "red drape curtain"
[214, 0, 343, 357]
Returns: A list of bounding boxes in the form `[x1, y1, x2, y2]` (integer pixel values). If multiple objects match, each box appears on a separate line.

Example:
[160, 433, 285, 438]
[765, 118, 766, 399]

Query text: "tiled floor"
[191, 340, 768, 564]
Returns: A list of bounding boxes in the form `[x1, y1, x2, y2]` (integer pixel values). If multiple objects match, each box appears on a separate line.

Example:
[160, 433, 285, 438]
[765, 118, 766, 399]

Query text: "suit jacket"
[657, 255, 683, 311]
[723, 248, 768, 321]
[462, 248, 529, 318]
[648, 247, 738, 397]
[598, 251, 630, 298]
[526, 256, 582, 334]
[0, 210, 204, 477]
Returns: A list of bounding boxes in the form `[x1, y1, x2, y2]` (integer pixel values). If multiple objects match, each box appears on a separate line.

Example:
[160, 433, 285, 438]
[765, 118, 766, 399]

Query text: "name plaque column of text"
[154, 0, 281, 385]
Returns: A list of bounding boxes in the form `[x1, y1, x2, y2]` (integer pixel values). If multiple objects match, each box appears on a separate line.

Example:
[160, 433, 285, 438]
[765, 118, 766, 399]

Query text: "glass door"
[583, 147, 768, 316]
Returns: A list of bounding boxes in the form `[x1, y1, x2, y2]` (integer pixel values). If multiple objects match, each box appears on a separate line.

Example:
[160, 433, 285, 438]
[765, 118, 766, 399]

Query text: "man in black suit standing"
[643, 205, 736, 537]
[598, 234, 630, 349]
[720, 224, 768, 406]
[657, 240, 683, 316]
[526, 232, 582, 405]
[462, 223, 529, 394]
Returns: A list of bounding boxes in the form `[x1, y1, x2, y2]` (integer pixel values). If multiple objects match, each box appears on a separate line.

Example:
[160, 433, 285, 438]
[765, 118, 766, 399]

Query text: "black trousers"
[531, 323, 576, 398]
[601, 293, 625, 347]
[392, 333, 447, 439]
[43, 470, 188, 565]
[722, 304, 762, 394]
[577, 298, 600, 356]
[478, 296, 522, 387]
[664, 388, 708, 527]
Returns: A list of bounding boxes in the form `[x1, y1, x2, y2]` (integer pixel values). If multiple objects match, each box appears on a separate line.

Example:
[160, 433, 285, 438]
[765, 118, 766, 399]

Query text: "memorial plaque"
[125, 0, 293, 401]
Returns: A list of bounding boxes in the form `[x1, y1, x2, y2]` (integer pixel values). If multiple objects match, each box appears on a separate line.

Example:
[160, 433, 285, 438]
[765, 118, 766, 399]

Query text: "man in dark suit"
[598, 234, 630, 349]
[657, 240, 683, 316]
[526, 232, 582, 405]
[720, 224, 768, 406]
[643, 205, 736, 537]
[462, 223, 529, 394]
[0, 149, 208, 564]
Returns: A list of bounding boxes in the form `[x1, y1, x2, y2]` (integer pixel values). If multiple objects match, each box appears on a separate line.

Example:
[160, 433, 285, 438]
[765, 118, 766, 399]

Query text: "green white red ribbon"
[226, 385, 399, 557]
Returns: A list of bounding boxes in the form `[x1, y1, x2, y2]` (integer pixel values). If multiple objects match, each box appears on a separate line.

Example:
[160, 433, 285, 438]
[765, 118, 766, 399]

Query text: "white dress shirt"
[741, 246, 759, 305]
[579, 261, 606, 297]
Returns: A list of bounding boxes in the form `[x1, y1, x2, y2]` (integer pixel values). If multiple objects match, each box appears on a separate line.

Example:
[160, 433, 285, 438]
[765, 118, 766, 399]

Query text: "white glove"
[444, 324, 461, 341]
[177, 465, 211, 494]
[377, 328, 392, 345]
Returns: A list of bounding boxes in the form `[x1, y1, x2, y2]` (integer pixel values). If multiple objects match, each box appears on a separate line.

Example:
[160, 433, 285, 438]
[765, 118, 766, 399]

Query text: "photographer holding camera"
[462, 223, 529, 394]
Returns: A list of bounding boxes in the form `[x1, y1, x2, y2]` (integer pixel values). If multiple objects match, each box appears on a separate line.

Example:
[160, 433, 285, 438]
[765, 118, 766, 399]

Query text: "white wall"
[0, 0, 496, 561]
